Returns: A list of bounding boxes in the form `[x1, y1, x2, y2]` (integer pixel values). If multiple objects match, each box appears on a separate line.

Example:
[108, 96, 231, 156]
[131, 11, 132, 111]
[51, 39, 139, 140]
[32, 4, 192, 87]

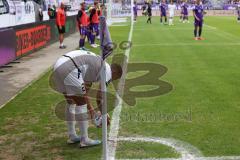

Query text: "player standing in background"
[142, 3, 147, 16]
[168, 0, 176, 25]
[89, 1, 100, 48]
[160, 0, 168, 24]
[133, 1, 138, 21]
[182, 0, 189, 23]
[77, 2, 90, 50]
[56, 3, 66, 49]
[237, 2, 240, 23]
[179, 1, 184, 22]
[193, 0, 204, 40]
[147, 2, 152, 24]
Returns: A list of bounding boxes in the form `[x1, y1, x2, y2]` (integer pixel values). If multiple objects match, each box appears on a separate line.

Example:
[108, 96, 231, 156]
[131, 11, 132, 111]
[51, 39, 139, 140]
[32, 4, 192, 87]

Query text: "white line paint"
[117, 136, 202, 160]
[115, 137, 240, 160]
[108, 15, 134, 160]
[204, 24, 217, 30]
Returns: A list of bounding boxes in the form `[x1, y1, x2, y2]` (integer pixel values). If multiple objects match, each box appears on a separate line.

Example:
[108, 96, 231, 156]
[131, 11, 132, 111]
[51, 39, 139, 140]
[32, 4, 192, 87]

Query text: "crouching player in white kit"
[52, 50, 122, 147]
[168, 0, 176, 25]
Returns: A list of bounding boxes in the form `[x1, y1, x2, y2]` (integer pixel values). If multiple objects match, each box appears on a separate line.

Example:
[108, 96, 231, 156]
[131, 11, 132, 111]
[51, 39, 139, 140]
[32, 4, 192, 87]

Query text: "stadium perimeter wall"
[0, 15, 78, 67]
[138, 9, 237, 16]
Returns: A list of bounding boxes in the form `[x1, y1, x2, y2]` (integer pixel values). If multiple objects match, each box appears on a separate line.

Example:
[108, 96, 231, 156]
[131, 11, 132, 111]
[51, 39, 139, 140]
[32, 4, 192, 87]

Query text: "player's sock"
[90, 34, 95, 44]
[79, 38, 85, 48]
[169, 18, 172, 25]
[66, 104, 78, 139]
[96, 29, 99, 38]
[76, 104, 89, 140]
[199, 27, 202, 37]
[87, 32, 90, 43]
[194, 28, 197, 38]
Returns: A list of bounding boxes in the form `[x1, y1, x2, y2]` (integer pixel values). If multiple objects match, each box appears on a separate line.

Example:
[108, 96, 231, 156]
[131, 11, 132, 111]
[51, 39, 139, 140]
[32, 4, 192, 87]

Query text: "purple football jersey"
[193, 4, 204, 20]
[133, 5, 137, 14]
[183, 3, 188, 15]
[180, 3, 184, 14]
[160, 3, 167, 13]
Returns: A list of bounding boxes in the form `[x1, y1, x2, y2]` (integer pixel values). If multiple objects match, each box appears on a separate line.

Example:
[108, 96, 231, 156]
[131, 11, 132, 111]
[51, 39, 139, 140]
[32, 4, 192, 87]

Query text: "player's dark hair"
[94, 1, 98, 5]
[111, 63, 123, 80]
[80, 2, 85, 6]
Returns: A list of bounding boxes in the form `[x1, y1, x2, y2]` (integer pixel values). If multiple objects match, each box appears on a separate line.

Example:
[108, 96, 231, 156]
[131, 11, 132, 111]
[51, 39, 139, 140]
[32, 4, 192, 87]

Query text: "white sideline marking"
[117, 136, 203, 160]
[204, 24, 217, 30]
[133, 43, 240, 47]
[108, 17, 134, 159]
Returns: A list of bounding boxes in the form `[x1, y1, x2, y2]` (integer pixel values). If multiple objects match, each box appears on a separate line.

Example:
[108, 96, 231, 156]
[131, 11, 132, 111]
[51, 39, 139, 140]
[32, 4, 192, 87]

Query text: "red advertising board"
[16, 25, 51, 57]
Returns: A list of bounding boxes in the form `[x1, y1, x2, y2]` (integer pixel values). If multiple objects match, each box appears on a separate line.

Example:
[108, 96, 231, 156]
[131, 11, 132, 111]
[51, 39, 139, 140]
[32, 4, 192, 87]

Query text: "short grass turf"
[0, 24, 130, 160]
[1, 16, 240, 159]
[118, 16, 240, 158]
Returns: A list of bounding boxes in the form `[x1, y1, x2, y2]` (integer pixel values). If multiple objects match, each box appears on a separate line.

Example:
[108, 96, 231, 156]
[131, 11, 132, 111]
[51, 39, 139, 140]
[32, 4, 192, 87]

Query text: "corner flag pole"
[131, 0, 134, 23]
[101, 60, 108, 160]
[100, 15, 113, 160]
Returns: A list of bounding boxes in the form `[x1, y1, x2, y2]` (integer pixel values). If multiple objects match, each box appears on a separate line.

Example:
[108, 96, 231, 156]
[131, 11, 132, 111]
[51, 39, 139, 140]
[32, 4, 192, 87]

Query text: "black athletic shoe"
[59, 45, 66, 49]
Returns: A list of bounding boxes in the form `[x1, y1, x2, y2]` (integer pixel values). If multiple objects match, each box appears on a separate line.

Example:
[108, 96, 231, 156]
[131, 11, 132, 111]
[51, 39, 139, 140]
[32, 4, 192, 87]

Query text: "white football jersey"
[168, 4, 176, 15]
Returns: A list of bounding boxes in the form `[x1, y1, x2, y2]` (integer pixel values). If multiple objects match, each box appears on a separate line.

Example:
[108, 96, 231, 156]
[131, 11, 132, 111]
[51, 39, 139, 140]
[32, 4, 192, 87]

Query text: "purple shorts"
[194, 19, 203, 27]
[161, 12, 166, 17]
[91, 23, 99, 33]
[80, 26, 89, 36]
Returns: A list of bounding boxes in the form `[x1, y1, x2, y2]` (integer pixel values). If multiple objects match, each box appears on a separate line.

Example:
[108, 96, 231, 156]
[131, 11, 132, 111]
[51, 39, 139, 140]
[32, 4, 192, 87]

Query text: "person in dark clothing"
[39, 7, 43, 21]
[147, 3, 152, 24]
[142, 4, 147, 16]
[48, 4, 56, 19]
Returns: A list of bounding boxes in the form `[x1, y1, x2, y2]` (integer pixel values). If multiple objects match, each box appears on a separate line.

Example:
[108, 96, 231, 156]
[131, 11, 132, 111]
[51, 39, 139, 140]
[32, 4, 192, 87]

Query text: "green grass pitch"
[1, 16, 240, 159]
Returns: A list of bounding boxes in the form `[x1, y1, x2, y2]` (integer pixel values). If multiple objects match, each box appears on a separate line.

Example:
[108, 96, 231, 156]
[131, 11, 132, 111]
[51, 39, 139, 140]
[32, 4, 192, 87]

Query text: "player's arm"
[96, 84, 111, 125]
[193, 9, 200, 21]
[56, 11, 62, 28]
[96, 85, 102, 112]
[97, 9, 101, 15]
[89, 8, 96, 23]
[83, 82, 95, 119]
[76, 10, 83, 27]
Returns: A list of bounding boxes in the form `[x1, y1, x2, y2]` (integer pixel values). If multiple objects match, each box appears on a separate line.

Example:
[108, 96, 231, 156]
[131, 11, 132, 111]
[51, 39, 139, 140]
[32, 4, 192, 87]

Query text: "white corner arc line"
[117, 136, 203, 160]
[108, 18, 134, 160]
